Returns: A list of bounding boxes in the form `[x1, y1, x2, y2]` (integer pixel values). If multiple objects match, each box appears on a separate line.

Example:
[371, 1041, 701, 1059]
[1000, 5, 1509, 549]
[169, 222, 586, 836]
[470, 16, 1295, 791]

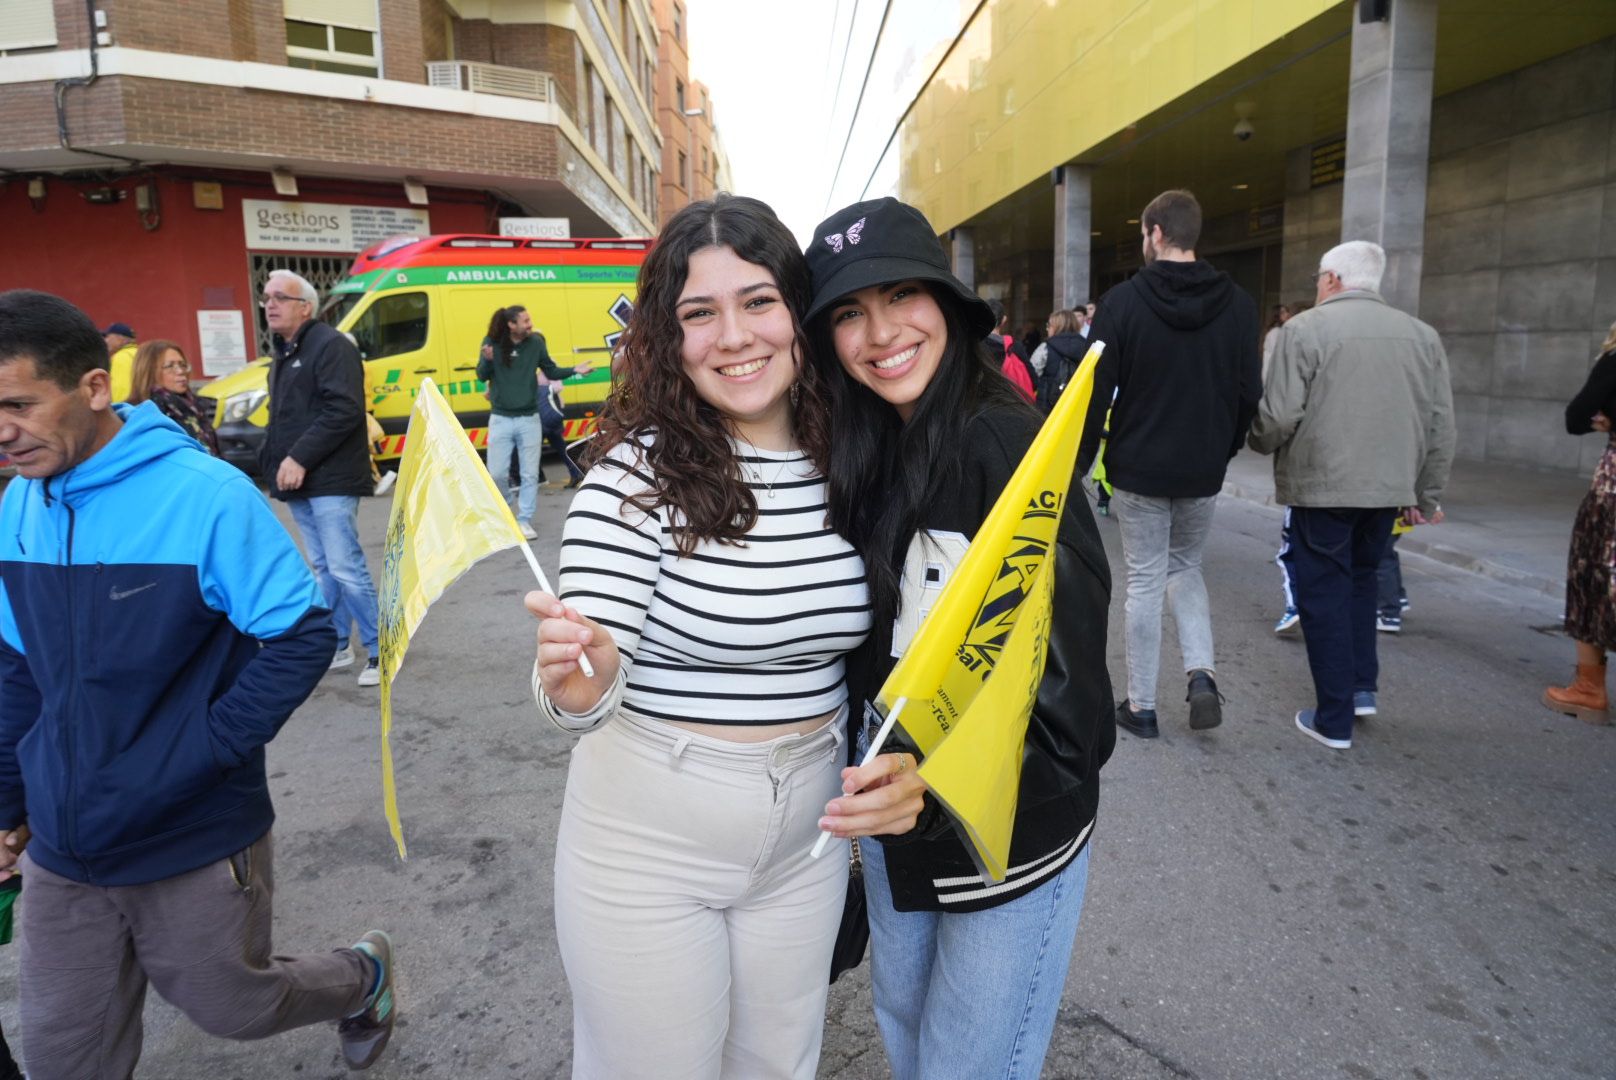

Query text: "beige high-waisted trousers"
[554, 706, 849, 1080]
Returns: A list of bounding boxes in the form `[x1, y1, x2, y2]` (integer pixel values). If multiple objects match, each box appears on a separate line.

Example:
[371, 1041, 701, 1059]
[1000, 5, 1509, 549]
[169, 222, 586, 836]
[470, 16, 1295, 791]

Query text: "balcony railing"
[425, 61, 576, 123]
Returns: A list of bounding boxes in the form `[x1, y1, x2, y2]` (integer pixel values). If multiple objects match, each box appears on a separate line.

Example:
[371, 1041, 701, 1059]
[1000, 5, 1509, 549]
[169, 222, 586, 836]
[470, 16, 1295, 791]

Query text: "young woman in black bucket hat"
[806, 196, 1116, 1080]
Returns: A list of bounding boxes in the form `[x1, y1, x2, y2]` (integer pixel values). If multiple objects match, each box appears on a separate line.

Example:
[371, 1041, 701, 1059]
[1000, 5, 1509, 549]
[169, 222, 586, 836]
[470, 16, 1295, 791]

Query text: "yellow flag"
[378, 378, 529, 858]
[877, 341, 1104, 881]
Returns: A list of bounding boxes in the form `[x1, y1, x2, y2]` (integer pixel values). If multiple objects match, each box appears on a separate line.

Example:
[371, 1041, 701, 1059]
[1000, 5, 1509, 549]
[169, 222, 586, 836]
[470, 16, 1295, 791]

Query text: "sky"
[685, 0, 843, 245]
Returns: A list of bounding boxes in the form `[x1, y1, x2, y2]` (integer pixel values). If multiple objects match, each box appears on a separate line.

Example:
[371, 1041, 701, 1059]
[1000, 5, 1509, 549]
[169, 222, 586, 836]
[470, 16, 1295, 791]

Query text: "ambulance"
[197, 233, 650, 472]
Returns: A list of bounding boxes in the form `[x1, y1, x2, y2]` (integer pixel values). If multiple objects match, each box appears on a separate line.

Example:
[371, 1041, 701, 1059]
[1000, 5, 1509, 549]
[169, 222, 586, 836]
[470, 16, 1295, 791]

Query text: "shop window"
[349, 292, 429, 361]
[0, 0, 55, 52]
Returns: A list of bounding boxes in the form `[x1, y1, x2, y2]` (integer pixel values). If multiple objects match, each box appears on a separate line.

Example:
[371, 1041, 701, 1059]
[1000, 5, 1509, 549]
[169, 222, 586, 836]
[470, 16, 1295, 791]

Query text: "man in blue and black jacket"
[0, 290, 397, 1076]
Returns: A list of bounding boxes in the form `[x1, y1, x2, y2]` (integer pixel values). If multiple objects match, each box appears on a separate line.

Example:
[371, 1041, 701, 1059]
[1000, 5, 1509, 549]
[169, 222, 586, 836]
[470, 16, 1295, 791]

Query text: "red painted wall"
[0, 172, 492, 380]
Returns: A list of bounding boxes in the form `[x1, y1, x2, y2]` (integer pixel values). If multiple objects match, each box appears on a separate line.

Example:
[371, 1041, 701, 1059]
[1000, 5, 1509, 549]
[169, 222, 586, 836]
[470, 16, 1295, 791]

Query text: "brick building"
[652, 0, 728, 219]
[0, 0, 662, 374]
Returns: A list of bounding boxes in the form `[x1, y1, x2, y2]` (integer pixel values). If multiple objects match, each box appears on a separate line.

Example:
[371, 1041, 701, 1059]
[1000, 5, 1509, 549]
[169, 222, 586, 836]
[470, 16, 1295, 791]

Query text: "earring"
[789, 381, 801, 407]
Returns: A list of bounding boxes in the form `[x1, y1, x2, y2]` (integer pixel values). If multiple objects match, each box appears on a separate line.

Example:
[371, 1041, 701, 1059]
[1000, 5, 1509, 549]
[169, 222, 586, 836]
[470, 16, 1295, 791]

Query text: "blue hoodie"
[0, 403, 336, 886]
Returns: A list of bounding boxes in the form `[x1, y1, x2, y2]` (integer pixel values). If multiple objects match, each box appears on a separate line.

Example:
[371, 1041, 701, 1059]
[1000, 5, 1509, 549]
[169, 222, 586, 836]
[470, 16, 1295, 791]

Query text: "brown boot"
[1542, 663, 1610, 725]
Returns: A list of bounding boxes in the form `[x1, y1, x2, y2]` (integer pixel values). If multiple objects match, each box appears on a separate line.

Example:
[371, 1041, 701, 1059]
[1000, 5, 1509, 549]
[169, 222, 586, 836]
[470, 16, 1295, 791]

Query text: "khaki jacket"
[1248, 290, 1454, 514]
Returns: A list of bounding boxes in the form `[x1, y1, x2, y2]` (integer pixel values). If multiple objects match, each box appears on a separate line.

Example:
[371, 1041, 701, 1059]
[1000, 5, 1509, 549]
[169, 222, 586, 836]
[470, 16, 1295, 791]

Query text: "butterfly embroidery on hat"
[823, 216, 867, 253]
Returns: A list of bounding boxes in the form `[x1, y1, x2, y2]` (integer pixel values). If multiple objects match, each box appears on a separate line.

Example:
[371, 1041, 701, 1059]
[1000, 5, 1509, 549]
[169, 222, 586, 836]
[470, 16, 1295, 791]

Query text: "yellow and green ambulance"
[198, 234, 648, 472]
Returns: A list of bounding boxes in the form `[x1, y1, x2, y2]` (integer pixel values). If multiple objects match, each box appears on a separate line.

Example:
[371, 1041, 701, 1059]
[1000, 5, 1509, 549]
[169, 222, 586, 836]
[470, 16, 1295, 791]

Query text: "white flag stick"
[809, 696, 909, 859]
[518, 539, 595, 678]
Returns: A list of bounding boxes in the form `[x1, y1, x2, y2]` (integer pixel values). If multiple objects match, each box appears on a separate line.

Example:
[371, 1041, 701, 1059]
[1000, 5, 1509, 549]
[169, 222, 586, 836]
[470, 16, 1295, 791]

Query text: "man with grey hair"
[1249, 240, 1455, 750]
[260, 269, 383, 687]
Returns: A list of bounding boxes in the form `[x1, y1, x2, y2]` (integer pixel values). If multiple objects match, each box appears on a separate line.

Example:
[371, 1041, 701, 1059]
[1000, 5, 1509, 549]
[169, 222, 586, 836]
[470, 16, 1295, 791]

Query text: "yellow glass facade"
[897, 0, 1341, 234]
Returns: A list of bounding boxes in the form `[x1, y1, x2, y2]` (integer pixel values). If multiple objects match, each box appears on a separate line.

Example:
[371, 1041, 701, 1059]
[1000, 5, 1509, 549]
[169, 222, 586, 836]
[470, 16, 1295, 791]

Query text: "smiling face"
[508, 308, 534, 341]
[158, 347, 190, 394]
[676, 245, 800, 448]
[828, 279, 948, 422]
[0, 355, 116, 480]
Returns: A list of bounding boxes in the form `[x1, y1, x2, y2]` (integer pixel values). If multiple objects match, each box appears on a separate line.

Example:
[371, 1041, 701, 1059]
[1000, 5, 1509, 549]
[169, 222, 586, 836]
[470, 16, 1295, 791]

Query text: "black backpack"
[1036, 341, 1080, 412]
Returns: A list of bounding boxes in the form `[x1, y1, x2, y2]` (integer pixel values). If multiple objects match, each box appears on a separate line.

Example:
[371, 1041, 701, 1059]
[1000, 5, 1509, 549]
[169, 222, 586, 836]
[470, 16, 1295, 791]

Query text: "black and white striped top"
[557, 437, 872, 725]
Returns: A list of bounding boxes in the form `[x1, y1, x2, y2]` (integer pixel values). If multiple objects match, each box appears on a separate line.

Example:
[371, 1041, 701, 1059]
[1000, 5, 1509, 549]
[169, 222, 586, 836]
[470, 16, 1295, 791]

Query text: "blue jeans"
[486, 413, 543, 521]
[539, 397, 583, 483]
[287, 495, 379, 653]
[1376, 533, 1405, 618]
[1284, 506, 1397, 739]
[861, 839, 1092, 1080]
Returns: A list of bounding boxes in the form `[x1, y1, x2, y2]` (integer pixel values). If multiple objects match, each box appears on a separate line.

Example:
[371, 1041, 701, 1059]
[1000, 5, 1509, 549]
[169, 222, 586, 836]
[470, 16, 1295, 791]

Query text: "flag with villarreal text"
[876, 341, 1104, 882]
[377, 377, 533, 858]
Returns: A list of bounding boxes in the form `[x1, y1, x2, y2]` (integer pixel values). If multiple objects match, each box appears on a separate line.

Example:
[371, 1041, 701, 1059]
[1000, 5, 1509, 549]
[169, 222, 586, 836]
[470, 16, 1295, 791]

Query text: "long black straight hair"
[807, 283, 1032, 631]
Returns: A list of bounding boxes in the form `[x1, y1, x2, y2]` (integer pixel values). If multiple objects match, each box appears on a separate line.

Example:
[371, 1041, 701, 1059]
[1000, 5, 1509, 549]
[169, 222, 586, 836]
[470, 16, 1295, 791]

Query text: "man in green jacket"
[477, 305, 591, 539]
[1248, 240, 1455, 750]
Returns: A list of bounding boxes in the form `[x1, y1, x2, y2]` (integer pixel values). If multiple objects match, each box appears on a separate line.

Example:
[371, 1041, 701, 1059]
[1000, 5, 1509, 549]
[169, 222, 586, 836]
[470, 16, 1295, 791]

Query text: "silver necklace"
[738, 438, 793, 499]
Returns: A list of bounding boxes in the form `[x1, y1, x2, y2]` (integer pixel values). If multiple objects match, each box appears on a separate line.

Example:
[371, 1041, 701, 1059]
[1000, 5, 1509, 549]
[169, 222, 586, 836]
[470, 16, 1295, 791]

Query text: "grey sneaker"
[357, 658, 381, 687]
[1295, 709, 1351, 749]
[1353, 691, 1378, 717]
[329, 646, 356, 670]
[339, 930, 396, 1070]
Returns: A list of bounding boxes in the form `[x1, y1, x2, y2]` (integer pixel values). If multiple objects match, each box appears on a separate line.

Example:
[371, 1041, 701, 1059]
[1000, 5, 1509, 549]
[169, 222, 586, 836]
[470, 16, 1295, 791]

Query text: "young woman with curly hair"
[524, 194, 877, 1079]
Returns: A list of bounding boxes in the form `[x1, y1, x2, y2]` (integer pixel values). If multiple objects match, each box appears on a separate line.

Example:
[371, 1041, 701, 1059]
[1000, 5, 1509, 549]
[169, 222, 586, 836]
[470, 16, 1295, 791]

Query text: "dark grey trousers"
[17, 832, 369, 1080]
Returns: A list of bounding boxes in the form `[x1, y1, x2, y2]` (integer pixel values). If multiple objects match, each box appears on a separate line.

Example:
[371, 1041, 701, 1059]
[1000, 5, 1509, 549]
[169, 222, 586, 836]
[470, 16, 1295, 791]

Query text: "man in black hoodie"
[1079, 190, 1260, 739]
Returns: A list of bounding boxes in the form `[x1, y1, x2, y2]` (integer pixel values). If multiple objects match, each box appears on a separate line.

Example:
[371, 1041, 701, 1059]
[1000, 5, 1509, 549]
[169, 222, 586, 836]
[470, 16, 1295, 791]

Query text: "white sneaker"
[519, 521, 538, 540]
[357, 658, 381, 687]
[374, 471, 397, 496]
[329, 646, 356, 670]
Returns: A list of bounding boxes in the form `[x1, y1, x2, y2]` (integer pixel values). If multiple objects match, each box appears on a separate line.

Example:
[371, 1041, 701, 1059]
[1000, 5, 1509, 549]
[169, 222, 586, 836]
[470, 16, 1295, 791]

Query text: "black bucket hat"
[804, 197, 995, 340]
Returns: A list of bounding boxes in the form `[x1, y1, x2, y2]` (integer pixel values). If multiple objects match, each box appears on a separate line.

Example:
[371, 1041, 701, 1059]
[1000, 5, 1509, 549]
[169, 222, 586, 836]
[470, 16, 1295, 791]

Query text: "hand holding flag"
[812, 342, 1105, 880]
[525, 590, 621, 713]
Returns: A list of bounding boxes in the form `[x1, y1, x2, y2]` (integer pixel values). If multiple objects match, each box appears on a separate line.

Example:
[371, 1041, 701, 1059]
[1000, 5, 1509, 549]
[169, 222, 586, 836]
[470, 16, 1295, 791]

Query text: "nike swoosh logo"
[109, 583, 158, 600]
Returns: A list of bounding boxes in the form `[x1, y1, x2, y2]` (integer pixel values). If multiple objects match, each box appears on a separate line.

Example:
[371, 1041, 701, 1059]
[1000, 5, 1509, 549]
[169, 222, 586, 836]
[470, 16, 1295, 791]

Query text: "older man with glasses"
[260, 270, 384, 687]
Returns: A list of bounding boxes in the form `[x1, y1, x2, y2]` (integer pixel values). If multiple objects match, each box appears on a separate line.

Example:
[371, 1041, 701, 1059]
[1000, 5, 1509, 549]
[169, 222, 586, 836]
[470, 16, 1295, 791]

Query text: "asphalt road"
[0, 477, 1611, 1080]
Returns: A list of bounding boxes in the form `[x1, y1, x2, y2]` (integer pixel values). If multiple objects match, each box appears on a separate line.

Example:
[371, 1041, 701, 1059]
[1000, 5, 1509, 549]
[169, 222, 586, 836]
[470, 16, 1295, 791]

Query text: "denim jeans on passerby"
[538, 396, 583, 483]
[287, 495, 379, 653]
[1112, 488, 1218, 710]
[1284, 507, 1398, 740]
[1377, 533, 1405, 618]
[486, 413, 543, 521]
[861, 839, 1091, 1080]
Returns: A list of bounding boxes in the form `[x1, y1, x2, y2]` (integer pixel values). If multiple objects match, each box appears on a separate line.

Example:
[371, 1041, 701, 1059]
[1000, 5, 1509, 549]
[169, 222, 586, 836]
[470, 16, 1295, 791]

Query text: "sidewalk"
[1221, 452, 1589, 601]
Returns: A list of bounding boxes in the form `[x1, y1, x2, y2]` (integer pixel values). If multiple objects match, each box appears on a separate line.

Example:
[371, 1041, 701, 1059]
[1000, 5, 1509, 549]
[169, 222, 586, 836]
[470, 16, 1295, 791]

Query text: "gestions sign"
[242, 199, 432, 253]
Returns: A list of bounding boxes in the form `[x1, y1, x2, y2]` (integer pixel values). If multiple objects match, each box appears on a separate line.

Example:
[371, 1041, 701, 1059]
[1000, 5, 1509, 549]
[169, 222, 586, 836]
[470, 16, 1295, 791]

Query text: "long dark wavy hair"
[485, 305, 524, 365]
[586, 193, 834, 554]
[807, 283, 1032, 631]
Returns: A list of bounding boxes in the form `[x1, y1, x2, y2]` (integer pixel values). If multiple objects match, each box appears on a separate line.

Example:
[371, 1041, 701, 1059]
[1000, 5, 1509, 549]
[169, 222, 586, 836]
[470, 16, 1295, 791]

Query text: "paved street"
[1, 476, 1611, 1079]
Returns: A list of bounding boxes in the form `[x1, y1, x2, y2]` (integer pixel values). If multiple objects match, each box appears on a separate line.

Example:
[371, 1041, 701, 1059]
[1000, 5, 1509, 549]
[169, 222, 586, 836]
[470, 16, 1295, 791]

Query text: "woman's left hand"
[818, 753, 929, 838]
[1594, 412, 1611, 433]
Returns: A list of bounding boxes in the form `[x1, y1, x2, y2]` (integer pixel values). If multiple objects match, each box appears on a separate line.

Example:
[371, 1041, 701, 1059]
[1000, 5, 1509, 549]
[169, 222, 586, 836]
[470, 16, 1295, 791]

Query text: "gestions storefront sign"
[242, 199, 432, 253]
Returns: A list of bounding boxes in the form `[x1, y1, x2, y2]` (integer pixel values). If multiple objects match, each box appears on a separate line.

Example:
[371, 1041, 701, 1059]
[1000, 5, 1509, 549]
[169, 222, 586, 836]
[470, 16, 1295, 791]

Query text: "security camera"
[1233, 118, 1255, 141]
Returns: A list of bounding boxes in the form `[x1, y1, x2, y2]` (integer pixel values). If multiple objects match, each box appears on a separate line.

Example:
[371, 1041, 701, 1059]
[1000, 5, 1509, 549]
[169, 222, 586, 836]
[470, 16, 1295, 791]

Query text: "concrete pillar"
[1053, 164, 1092, 308]
[950, 227, 975, 291]
[1340, 0, 1436, 314]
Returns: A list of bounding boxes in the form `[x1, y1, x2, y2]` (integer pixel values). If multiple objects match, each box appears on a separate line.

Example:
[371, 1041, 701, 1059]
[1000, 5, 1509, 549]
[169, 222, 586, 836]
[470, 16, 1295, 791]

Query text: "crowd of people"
[0, 176, 1604, 1079]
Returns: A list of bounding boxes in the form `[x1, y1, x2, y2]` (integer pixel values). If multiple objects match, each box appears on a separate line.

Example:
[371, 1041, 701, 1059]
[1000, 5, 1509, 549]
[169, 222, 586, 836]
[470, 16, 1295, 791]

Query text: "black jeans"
[1283, 507, 1398, 739]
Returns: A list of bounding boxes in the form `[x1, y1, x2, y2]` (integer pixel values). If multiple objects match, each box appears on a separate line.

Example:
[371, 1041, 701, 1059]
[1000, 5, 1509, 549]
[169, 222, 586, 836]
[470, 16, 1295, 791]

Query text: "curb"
[1220, 480, 1566, 603]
